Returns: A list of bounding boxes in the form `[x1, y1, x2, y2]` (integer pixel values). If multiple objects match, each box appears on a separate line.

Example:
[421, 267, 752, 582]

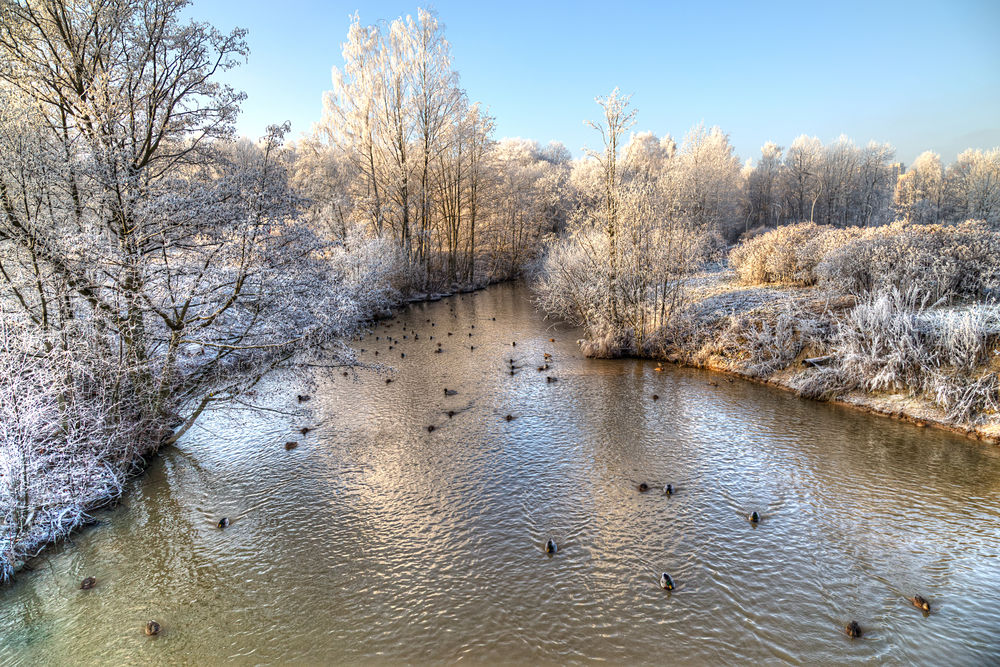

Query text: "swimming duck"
[749, 511, 760, 524]
[664, 484, 673, 496]
[80, 577, 96, 590]
[285, 441, 298, 450]
[546, 376, 556, 383]
[297, 395, 310, 402]
[638, 483, 650, 492]
[505, 414, 515, 421]
[145, 620, 161, 636]
[910, 595, 931, 612]
[446, 410, 456, 418]
[545, 539, 557, 554]
[427, 425, 436, 433]
[435, 348, 443, 354]
[385, 378, 393, 384]
[652, 394, 659, 401]
[549, 338, 555, 342]
[543, 353, 552, 359]
[660, 573, 674, 590]
[845, 620, 862, 638]
[444, 388, 458, 396]
[218, 517, 229, 529]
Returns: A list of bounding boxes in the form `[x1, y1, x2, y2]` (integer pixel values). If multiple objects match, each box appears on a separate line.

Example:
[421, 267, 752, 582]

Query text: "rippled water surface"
[3, 284, 1000, 665]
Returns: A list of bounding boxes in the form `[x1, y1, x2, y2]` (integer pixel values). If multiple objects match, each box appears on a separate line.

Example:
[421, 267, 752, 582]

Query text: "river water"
[2, 284, 999, 665]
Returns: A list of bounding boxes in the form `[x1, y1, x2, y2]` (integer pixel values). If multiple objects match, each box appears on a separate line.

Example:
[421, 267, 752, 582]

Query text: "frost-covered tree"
[895, 151, 945, 225]
[946, 148, 1000, 227]
[744, 141, 785, 231]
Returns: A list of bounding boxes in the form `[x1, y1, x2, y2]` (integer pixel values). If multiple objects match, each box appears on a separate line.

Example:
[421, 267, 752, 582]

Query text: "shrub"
[815, 220, 1000, 301]
[729, 222, 864, 285]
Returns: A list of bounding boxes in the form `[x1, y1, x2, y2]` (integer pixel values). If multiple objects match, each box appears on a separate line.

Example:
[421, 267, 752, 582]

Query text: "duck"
[218, 517, 230, 529]
[444, 388, 458, 396]
[435, 348, 443, 354]
[910, 595, 931, 612]
[80, 576, 96, 590]
[505, 414, 515, 421]
[748, 511, 760, 524]
[297, 394, 310, 402]
[845, 620, 862, 638]
[537, 366, 545, 371]
[659, 573, 674, 590]
[385, 378, 393, 384]
[446, 410, 456, 418]
[427, 425, 436, 433]
[549, 338, 555, 342]
[470, 345, 475, 350]
[543, 353, 552, 359]
[284, 441, 298, 450]
[664, 484, 674, 496]
[545, 539, 557, 554]
[546, 376, 557, 383]
[652, 394, 659, 401]
[638, 482, 650, 492]
[145, 620, 161, 636]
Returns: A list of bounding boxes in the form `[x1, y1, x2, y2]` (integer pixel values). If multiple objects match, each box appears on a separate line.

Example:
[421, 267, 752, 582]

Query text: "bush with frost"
[804, 287, 1000, 423]
[728, 222, 865, 285]
[815, 220, 1000, 301]
[697, 301, 826, 376]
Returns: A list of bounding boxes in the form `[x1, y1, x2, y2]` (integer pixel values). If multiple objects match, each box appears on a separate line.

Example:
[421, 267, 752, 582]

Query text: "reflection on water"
[2, 284, 1000, 664]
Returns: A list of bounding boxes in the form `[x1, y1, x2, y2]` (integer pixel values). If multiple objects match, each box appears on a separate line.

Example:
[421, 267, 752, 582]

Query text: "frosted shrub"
[729, 222, 863, 285]
[819, 288, 999, 423]
[833, 286, 930, 393]
[816, 220, 1000, 301]
[702, 302, 825, 376]
[927, 371, 1000, 424]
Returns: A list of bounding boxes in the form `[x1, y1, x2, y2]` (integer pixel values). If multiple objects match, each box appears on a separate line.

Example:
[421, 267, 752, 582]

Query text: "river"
[2, 284, 999, 665]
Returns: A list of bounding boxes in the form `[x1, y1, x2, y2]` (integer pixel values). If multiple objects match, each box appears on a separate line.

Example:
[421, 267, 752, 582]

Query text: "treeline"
[743, 138, 1000, 232]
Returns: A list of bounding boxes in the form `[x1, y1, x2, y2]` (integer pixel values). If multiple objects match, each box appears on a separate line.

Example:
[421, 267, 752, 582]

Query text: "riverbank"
[0, 273, 501, 583]
[609, 266, 1000, 445]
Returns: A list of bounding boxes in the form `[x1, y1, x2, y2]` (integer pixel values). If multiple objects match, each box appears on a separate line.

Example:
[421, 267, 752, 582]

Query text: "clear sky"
[190, 0, 1000, 165]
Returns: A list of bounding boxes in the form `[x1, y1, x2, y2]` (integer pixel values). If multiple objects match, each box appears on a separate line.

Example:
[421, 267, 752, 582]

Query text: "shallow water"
[2, 284, 1000, 665]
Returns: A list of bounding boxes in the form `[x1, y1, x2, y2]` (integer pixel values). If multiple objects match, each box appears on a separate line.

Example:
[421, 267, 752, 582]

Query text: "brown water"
[2, 284, 1000, 665]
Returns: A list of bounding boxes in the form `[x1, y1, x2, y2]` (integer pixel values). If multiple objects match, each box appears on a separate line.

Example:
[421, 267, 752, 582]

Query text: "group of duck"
[542, 478, 932, 639]
[207, 294, 928, 642]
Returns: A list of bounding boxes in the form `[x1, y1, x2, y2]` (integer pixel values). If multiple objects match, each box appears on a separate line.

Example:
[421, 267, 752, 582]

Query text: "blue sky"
[191, 0, 1000, 165]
